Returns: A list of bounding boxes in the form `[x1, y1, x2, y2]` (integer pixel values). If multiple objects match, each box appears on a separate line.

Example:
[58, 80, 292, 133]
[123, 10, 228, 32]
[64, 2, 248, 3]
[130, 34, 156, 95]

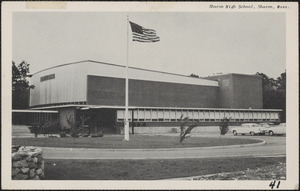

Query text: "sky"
[13, 12, 286, 78]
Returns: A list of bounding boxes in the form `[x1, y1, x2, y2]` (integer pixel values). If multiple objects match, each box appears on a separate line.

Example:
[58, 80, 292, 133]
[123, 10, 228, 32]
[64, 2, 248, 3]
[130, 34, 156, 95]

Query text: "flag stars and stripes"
[129, 21, 160, 43]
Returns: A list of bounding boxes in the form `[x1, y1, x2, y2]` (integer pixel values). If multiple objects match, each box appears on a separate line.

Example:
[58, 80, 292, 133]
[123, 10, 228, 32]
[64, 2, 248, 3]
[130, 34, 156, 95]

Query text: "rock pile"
[12, 145, 45, 180]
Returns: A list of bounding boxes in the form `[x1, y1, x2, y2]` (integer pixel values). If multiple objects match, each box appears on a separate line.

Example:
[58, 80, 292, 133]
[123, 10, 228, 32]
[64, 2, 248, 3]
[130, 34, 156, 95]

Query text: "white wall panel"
[133, 110, 138, 120]
[229, 111, 235, 118]
[210, 111, 215, 120]
[234, 112, 239, 119]
[258, 112, 262, 119]
[199, 111, 204, 119]
[274, 113, 279, 120]
[253, 112, 258, 119]
[30, 62, 87, 106]
[204, 111, 209, 119]
[248, 112, 253, 119]
[244, 112, 249, 119]
[266, 112, 271, 119]
[170, 110, 176, 119]
[117, 110, 124, 120]
[240, 112, 244, 119]
[158, 110, 164, 118]
[220, 111, 225, 119]
[271, 112, 275, 120]
[152, 109, 158, 119]
[193, 111, 199, 119]
[137, 109, 145, 120]
[163, 110, 170, 120]
[215, 111, 220, 120]
[145, 110, 151, 119]
[187, 111, 192, 120]
[176, 110, 183, 119]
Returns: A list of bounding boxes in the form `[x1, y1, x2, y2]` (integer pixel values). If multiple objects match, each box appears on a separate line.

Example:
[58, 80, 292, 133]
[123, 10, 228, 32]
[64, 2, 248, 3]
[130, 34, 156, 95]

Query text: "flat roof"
[33, 60, 201, 80]
[30, 104, 282, 112]
[12, 109, 58, 113]
[203, 73, 261, 79]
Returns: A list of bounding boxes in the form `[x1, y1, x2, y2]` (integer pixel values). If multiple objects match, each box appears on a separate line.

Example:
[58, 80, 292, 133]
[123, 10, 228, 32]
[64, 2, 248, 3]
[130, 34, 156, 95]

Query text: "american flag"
[129, 21, 160, 43]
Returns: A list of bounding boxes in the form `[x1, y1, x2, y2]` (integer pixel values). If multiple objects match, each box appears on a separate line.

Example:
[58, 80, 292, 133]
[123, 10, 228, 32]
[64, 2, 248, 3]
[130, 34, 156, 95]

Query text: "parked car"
[232, 123, 264, 136]
[267, 123, 286, 136]
[258, 123, 275, 134]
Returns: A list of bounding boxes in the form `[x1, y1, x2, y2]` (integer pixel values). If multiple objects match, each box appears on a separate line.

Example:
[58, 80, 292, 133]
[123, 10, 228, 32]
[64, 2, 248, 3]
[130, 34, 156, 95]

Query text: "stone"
[29, 169, 36, 178]
[26, 156, 32, 162]
[33, 157, 38, 163]
[37, 155, 43, 164]
[21, 167, 29, 174]
[31, 152, 39, 157]
[14, 173, 28, 180]
[39, 172, 45, 180]
[36, 168, 42, 175]
[18, 151, 29, 157]
[12, 168, 20, 176]
[12, 160, 28, 168]
[36, 163, 42, 169]
[12, 153, 22, 161]
[31, 175, 40, 180]
[28, 162, 37, 169]
[12, 145, 21, 153]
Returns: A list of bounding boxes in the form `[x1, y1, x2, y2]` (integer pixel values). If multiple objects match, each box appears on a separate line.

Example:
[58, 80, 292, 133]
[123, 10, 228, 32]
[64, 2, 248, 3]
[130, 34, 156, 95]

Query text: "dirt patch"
[192, 162, 286, 180]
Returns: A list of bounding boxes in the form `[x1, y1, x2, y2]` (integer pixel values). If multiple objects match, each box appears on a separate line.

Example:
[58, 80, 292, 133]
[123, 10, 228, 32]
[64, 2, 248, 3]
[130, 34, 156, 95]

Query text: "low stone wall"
[12, 146, 44, 180]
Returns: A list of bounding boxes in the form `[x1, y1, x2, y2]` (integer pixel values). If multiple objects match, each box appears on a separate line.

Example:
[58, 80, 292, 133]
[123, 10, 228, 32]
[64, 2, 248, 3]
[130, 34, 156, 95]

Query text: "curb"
[39, 138, 266, 152]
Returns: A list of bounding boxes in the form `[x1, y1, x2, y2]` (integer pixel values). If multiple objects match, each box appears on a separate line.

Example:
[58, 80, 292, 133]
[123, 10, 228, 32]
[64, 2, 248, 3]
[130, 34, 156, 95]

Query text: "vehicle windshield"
[252, 124, 259, 127]
[259, 123, 269, 127]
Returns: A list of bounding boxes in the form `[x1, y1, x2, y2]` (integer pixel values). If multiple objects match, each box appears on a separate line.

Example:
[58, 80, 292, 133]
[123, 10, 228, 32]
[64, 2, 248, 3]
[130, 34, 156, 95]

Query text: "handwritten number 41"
[269, 180, 280, 189]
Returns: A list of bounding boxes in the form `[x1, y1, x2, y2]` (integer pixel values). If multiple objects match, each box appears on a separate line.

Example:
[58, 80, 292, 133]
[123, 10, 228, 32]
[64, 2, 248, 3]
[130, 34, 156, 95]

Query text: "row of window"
[117, 109, 280, 122]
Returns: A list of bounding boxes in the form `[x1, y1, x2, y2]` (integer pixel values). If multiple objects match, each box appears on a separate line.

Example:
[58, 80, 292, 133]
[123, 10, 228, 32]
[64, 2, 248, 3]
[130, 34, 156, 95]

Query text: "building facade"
[29, 60, 281, 134]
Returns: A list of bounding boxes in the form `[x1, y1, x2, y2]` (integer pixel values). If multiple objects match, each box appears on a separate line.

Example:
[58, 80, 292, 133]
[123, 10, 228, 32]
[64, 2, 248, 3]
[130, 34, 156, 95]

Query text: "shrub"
[219, 117, 231, 139]
[171, 128, 178, 133]
[29, 120, 59, 138]
[59, 132, 67, 138]
[179, 115, 198, 143]
[91, 131, 104, 138]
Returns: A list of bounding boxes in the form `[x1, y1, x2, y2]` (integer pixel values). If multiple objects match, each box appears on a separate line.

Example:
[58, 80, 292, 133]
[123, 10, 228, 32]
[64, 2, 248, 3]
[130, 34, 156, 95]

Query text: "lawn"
[12, 135, 262, 149]
[44, 157, 286, 180]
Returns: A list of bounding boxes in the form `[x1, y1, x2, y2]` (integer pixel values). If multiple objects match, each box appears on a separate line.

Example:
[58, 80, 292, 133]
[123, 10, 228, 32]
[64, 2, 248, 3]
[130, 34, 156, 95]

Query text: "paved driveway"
[42, 134, 286, 159]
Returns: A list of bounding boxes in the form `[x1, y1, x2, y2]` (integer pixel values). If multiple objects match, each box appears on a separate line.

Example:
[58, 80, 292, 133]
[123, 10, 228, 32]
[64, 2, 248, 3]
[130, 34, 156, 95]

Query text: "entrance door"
[96, 109, 117, 134]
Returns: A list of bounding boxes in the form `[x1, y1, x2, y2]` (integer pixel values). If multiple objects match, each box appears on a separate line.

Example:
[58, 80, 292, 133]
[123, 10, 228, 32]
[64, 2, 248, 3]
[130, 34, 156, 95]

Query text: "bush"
[179, 115, 198, 143]
[91, 131, 104, 138]
[59, 132, 67, 138]
[219, 117, 231, 138]
[171, 128, 178, 133]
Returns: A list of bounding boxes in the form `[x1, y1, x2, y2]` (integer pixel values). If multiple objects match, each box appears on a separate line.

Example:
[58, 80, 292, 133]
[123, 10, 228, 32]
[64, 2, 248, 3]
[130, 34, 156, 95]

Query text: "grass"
[12, 135, 262, 149]
[44, 157, 286, 180]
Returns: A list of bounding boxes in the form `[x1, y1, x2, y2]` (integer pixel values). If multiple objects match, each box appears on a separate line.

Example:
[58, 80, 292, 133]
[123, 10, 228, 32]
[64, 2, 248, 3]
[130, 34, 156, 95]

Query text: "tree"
[219, 117, 231, 139]
[256, 71, 286, 122]
[179, 114, 198, 143]
[66, 115, 80, 143]
[190, 73, 200, 78]
[12, 61, 34, 109]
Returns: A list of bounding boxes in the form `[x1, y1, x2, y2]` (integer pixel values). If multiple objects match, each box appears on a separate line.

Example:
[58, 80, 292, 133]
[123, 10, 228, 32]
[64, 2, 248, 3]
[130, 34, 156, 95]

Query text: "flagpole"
[124, 15, 130, 141]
